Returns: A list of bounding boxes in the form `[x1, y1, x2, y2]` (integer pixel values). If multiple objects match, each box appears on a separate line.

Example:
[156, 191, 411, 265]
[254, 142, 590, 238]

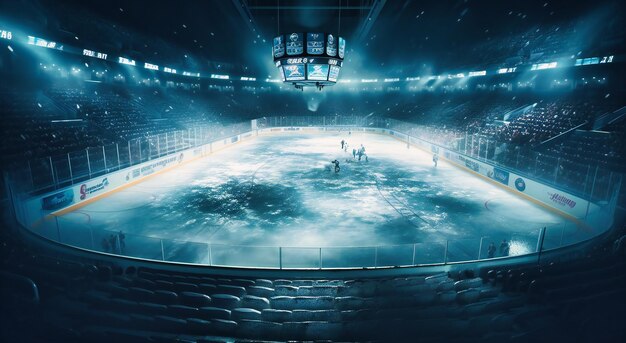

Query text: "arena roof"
[0, 0, 623, 76]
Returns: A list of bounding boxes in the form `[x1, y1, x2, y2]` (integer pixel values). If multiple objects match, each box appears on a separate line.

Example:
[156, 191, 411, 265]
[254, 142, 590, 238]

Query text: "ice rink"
[54, 132, 585, 266]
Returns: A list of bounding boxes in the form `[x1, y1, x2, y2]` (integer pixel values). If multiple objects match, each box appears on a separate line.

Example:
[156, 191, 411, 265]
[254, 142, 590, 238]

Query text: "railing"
[14, 209, 583, 269]
[253, 116, 622, 203]
[8, 116, 620, 203]
[390, 118, 618, 203]
[8, 122, 252, 196]
[5, 115, 620, 269]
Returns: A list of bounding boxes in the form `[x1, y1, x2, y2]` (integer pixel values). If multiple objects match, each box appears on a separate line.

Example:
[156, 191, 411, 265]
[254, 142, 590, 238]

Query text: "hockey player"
[341, 139, 345, 149]
[331, 159, 341, 173]
[433, 153, 439, 167]
[352, 148, 357, 159]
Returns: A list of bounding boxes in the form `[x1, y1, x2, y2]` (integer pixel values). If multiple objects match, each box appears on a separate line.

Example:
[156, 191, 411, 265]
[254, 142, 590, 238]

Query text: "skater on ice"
[357, 144, 367, 161]
[341, 139, 345, 149]
[118, 230, 126, 253]
[352, 148, 357, 159]
[331, 159, 341, 173]
[487, 242, 496, 258]
[109, 234, 119, 254]
[500, 239, 510, 256]
[433, 153, 439, 167]
[101, 237, 110, 253]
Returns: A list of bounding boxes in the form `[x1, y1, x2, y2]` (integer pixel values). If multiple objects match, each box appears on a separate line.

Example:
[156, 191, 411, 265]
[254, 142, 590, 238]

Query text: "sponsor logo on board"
[515, 178, 526, 192]
[140, 155, 180, 177]
[548, 192, 577, 208]
[41, 189, 74, 210]
[490, 167, 510, 185]
[458, 155, 479, 172]
[80, 178, 109, 200]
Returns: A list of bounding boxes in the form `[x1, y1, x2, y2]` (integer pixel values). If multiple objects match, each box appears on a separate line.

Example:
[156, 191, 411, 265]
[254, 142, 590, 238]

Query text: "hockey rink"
[53, 132, 586, 267]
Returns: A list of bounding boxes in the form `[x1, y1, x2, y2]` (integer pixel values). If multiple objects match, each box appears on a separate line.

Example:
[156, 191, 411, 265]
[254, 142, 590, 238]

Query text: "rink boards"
[256, 126, 608, 226]
[17, 125, 612, 234]
[17, 132, 255, 229]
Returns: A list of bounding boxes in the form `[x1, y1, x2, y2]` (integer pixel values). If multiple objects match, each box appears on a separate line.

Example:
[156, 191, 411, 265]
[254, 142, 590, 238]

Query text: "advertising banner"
[489, 167, 510, 185]
[41, 189, 74, 210]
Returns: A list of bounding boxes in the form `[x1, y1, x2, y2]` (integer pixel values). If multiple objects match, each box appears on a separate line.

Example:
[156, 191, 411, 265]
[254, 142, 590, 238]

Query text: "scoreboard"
[307, 33, 324, 55]
[273, 32, 346, 89]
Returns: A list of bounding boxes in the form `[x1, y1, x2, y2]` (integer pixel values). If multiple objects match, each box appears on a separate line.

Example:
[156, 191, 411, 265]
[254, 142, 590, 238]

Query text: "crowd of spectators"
[1, 80, 624, 200]
[467, 23, 584, 70]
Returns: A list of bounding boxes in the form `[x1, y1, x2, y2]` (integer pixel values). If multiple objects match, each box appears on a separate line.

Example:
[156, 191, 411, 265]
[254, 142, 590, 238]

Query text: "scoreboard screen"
[328, 65, 341, 82]
[286, 33, 304, 55]
[307, 33, 324, 55]
[273, 36, 285, 58]
[338, 37, 346, 59]
[283, 64, 305, 81]
[326, 34, 337, 57]
[307, 64, 329, 81]
[278, 66, 286, 81]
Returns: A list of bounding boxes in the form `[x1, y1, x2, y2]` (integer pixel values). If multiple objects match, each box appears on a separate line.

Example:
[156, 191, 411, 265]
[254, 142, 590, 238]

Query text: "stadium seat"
[240, 295, 271, 310]
[199, 306, 231, 320]
[180, 292, 212, 307]
[261, 308, 293, 322]
[231, 307, 262, 321]
[210, 294, 241, 309]
[247, 286, 274, 298]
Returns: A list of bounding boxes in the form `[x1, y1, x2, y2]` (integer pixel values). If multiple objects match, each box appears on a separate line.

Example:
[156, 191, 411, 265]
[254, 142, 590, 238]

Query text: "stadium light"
[27, 35, 63, 50]
[182, 71, 200, 77]
[497, 67, 516, 74]
[144, 62, 159, 71]
[531, 62, 557, 70]
[0, 29, 12, 40]
[210, 74, 229, 80]
[118, 57, 136, 66]
[83, 49, 108, 60]
[468, 70, 486, 77]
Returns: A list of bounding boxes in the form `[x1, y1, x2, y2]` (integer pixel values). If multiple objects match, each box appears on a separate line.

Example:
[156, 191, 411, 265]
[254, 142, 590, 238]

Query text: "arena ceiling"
[240, 1, 384, 43]
[0, 0, 622, 75]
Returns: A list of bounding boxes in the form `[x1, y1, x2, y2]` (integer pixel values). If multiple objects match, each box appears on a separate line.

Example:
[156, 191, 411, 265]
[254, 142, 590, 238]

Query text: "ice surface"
[56, 133, 586, 265]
